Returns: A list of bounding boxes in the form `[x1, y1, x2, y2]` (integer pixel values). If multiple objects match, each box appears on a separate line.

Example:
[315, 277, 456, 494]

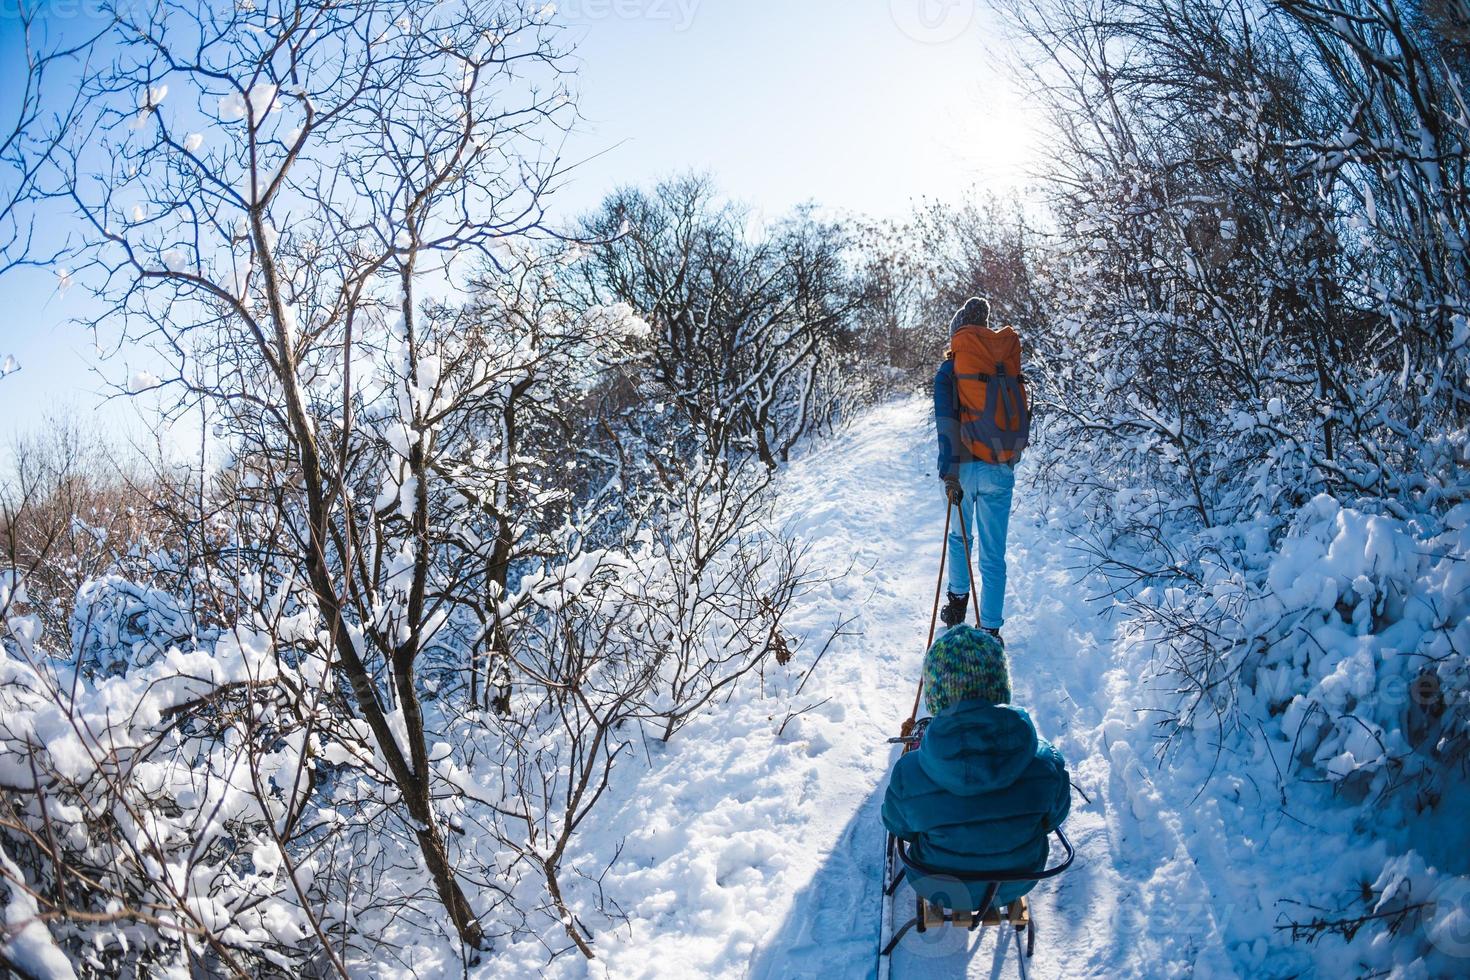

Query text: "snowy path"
[496, 396, 1236, 979]
[740, 398, 1236, 980]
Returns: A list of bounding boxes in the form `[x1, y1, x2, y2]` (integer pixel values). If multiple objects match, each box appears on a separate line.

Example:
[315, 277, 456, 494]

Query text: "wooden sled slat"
[920, 895, 1029, 930]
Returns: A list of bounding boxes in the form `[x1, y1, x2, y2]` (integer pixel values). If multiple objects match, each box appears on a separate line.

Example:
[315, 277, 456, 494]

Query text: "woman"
[934, 296, 1030, 643]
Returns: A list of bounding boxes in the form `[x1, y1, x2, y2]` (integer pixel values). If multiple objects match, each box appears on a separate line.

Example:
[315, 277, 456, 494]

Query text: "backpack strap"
[995, 363, 1022, 430]
[956, 371, 1030, 384]
[960, 362, 1032, 461]
[980, 361, 1006, 460]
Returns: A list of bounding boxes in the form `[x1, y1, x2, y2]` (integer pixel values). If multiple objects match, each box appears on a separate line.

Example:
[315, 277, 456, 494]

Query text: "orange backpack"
[951, 325, 1031, 465]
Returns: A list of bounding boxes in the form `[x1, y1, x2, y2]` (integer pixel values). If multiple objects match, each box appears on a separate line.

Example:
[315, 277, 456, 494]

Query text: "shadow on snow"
[745, 779, 1037, 980]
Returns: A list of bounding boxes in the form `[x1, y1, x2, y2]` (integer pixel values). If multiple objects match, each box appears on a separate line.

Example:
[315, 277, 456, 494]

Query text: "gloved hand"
[943, 475, 963, 505]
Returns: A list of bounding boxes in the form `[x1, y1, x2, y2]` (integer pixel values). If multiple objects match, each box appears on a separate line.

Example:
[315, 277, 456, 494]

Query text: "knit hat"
[923, 625, 1011, 716]
[949, 296, 990, 335]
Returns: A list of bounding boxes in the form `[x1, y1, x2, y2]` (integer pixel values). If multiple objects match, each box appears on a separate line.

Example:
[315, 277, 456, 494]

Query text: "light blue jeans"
[947, 460, 1015, 629]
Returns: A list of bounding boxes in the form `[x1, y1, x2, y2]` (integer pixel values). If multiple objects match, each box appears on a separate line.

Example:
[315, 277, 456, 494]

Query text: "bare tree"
[464, 474, 824, 960]
[54, 0, 577, 948]
[845, 196, 1051, 393]
[568, 176, 858, 471]
[0, 415, 175, 646]
[0, 0, 106, 380]
[0, 1, 104, 281]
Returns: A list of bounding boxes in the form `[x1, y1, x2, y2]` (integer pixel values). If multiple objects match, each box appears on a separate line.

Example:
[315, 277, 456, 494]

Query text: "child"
[881, 625, 1071, 911]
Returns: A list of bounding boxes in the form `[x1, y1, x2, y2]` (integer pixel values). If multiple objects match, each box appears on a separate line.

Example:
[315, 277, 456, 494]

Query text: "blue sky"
[554, 0, 1036, 215]
[0, 0, 1040, 450]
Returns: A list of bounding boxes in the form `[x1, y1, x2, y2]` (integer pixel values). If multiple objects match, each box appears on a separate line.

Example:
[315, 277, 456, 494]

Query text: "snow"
[218, 83, 278, 122]
[5, 397, 1460, 977]
[452, 395, 1463, 979]
[1, 845, 79, 980]
[584, 302, 652, 345]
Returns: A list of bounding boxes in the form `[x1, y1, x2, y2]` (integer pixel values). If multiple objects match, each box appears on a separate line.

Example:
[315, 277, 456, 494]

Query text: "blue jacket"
[934, 358, 974, 480]
[881, 701, 1071, 909]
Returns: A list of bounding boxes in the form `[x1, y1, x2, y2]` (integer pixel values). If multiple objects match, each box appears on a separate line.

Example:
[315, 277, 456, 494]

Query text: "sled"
[876, 719, 1075, 979]
[877, 827, 1074, 980]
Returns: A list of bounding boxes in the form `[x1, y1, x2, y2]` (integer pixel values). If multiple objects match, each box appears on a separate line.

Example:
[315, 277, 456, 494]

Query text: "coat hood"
[916, 701, 1039, 796]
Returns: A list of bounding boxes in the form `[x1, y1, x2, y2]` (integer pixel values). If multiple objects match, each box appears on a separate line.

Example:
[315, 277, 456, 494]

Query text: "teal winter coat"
[881, 700, 1071, 910]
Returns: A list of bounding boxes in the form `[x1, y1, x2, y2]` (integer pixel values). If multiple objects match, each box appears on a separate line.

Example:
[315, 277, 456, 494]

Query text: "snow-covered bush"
[0, 595, 316, 976]
[1269, 500, 1469, 799]
[1000, 0, 1470, 965]
[67, 576, 199, 678]
[1113, 497, 1470, 795]
[1008, 0, 1470, 761]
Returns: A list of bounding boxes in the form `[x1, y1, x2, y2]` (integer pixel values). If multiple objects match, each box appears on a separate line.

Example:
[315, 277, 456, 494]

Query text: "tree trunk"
[542, 859, 594, 959]
[256, 232, 484, 948]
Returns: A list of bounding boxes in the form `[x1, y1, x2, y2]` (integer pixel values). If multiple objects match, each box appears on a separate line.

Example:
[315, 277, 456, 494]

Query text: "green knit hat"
[924, 625, 1011, 716]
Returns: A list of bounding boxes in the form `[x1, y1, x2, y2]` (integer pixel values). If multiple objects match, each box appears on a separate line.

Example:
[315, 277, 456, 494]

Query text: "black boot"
[939, 591, 969, 628]
[982, 626, 1005, 648]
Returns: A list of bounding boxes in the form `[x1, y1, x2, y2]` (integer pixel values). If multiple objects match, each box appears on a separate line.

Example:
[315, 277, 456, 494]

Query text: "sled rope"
[902, 499, 982, 737]
[923, 504, 952, 653]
